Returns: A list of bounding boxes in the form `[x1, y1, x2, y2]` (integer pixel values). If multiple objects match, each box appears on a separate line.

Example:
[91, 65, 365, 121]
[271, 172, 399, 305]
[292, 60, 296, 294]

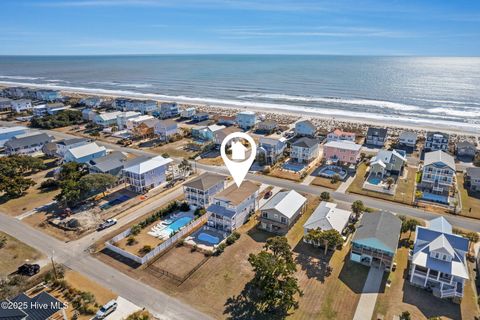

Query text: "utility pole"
[51, 250, 58, 280]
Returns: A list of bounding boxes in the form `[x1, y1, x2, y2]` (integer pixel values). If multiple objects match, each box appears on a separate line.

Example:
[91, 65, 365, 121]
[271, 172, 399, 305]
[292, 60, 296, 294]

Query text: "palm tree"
[385, 177, 395, 190]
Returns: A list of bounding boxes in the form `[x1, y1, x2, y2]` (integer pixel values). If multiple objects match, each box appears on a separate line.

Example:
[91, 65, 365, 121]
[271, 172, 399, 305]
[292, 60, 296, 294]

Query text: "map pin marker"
[221, 132, 257, 187]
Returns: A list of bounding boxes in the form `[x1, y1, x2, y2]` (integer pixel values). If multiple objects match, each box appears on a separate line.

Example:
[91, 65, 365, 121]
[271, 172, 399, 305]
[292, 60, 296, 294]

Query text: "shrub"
[179, 202, 190, 212]
[215, 242, 226, 255]
[130, 225, 141, 236]
[126, 236, 137, 246]
[40, 179, 60, 190]
[191, 245, 198, 252]
[194, 208, 206, 217]
[0, 236, 7, 249]
[139, 245, 152, 254]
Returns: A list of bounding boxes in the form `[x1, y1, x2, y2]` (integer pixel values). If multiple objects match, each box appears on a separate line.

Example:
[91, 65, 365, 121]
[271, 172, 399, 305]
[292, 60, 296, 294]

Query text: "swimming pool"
[163, 216, 193, 234]
[100, 194, 131, 210]
[422, 192, 448, 204]
[367, 176, 382, 185]
[197, 232, 221, 244]
[317, 165, 347, 179]
[282, 162, 306, 172]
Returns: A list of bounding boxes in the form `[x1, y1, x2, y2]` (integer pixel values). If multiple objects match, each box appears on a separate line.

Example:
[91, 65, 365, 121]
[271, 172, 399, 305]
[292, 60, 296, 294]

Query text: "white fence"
[105, 214, 208, 265]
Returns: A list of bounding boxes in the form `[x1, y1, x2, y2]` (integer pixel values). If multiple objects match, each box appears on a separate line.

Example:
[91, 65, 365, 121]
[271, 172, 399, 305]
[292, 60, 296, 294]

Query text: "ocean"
[0, 55, 479, 131]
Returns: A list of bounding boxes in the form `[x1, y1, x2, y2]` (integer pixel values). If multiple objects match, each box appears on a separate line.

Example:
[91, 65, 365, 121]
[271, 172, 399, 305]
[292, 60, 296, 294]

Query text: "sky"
[0, 0, 479, 55]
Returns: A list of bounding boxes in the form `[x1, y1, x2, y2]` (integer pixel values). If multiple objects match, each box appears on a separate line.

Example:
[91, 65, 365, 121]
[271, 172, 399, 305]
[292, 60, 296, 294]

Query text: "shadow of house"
[401, 276, 461, 319]
[246, 227, 272, 244]
[338, 257, 370, 294]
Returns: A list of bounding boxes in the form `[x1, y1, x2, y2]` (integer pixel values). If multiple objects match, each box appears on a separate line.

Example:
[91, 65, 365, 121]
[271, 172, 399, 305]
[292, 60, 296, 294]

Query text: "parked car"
[97, 218, 117, 231]
[17, 263, 40, 276]
[95, 300, 117, 319]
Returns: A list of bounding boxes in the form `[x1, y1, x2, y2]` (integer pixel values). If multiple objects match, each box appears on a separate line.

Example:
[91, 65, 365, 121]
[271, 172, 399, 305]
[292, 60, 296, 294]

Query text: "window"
[262, 212, 267, 218]
[281, 217, 287, 224]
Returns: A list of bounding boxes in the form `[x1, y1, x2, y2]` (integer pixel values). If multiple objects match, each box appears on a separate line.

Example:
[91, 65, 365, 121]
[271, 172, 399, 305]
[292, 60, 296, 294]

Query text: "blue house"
[409, 217, 469, 300]
[0, 126, 28, 147]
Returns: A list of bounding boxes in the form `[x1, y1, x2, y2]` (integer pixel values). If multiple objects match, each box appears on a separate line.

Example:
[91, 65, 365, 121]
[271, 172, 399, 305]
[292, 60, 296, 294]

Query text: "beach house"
[326, 128, 356, 142]
[410, 217, 469, 300]
[350, 211, 402, 271]
[323, 140, 362, 165]
[10, 99, 32, 113]
[0, 126, 28, 147]
[0, 98, 11, 111]
[295, 120, 316, 137]
[206, 124, 226, 141]
[82, 109, 97, 122]
[290, 137, 320, 164]
[116, 111, 142, 129]
[183, 173, 226, 208]
[425, 132, 450, 153]
[2, 86, 31, 99]
[94, 111, 123, 127]
[217, 115, 236, 126]
[154, 119, 178, 141]
[34, 89, 61, 102]
[398, 130, 418, 150]
[256, 120, 278, 133]
[419, 150, 456, 204]
[64, 142, 107, 164]
[126, 115, 158, 137]
[366, 127, 388, 147]
[158, 102, 180, 119]
[369, 149, 407, 177]
[206, 181, 260, 232]
[122, 155, 173, 193]
[236, 111, 257, 130]
[89, 151, 128, 177]
[456, 141, 477, 161]
[80, 97, 102, 108]
[258, 190, 307, 234]
[181, 107, 196, 119]
[192, 112, 209, 122]
[257, 136, 287, 165]
[4, 133, 53, 155]
[465, 167, 480, 192]
[55, 138, 90, 157]
[213, 126, 241, 147]
[303, 201, 351, 241]
[1, 291, 65, 320]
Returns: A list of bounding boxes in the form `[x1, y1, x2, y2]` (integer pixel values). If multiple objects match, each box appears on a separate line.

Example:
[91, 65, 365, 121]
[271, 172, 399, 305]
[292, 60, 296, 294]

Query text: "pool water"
[282, 162, 306, 172]
[422, 193, 448, 204]
[163, 216, 193, 234]
[197, 232, 221, 244]
[368, 177, 382, 185]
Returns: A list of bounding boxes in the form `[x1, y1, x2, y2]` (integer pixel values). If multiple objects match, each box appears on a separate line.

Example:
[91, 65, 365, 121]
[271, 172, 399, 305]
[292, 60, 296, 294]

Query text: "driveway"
[105, 297, 142, 320]
[353, 267, 384, 320]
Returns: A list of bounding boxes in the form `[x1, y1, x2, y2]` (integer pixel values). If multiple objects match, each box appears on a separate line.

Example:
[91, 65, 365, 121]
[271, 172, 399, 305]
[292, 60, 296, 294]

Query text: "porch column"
[410, 265, 416, 282]
[424, 268, 430, 287]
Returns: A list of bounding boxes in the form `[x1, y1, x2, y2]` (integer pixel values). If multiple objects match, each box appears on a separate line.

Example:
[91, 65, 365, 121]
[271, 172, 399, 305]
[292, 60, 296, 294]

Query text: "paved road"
[0, 190, 209, 320]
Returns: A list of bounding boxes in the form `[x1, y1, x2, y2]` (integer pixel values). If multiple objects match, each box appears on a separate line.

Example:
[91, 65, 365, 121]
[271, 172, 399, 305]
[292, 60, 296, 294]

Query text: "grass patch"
[347, 163, 415, 205]
[457, 173, 480, 219]
[0, 231, 43, 276]
[311, 176, 341, 190]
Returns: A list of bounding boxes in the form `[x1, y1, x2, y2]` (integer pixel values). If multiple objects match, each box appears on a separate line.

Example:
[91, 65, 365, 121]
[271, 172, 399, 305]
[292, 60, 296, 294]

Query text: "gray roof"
[399, 130, 417, 140]
[352, 211, 402, 253]
[367, 127, 388, 138]
[184, 173, 226, 191]
[466, 167, 480, 180]
[424, 150, 455, 170]
[293, 137, 318, 148]
[89, 151, 127, 173]
[296, 120, 315, 130]
[457, 141, 476, 149]
[207, 203, 236, 218]
[5, 133, 52, 149]
[261, 190, 306, 219]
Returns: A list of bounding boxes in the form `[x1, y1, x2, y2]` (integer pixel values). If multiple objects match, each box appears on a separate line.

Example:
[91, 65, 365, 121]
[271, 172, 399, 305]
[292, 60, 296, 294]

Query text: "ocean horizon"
[1, 55, 480, 131]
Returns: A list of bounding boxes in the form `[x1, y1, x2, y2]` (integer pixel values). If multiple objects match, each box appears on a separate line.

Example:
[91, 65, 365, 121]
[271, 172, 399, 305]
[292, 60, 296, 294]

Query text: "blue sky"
[1, 0, 479, 55]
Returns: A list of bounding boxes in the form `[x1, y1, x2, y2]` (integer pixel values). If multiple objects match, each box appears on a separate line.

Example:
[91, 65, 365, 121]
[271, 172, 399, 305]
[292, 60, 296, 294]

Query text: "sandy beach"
[1, 81, 479, 140]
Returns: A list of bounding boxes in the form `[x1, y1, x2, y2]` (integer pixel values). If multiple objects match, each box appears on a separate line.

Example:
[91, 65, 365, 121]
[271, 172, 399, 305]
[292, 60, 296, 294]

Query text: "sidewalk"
[337, 176, 355, 194]
[353, 267, 384, 320]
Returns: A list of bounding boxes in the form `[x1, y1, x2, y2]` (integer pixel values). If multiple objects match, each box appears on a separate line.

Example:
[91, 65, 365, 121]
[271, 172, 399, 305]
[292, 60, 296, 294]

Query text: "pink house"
[323, 140, 362, 164]
[326, 128, 356, 142]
